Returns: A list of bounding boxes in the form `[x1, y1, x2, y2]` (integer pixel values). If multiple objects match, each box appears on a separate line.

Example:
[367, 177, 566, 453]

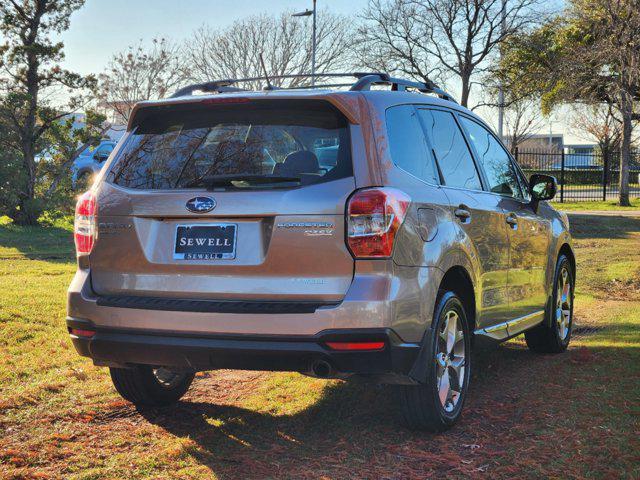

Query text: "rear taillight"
[346, 187, 410, 258]
[69, 328, 96, 338]
[74, 190, 97, 256]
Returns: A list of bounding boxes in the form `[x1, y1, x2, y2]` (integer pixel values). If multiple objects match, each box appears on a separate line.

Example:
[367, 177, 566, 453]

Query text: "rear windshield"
[108, 100, 352, 190]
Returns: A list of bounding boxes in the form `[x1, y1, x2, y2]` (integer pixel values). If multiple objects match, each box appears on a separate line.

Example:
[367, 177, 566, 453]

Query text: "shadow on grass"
[0, 224, 74, 260]
[568, 214, 640, 239]
[137, 343, 597, 479]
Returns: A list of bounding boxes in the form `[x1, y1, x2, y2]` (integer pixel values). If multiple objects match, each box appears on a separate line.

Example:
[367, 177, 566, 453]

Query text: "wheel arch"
[558, 243, 576, 278]
[438, 265, 476, 334]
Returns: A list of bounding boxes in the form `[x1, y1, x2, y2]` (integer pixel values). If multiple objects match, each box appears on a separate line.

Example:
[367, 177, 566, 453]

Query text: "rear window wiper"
[183, 174, 301, 189]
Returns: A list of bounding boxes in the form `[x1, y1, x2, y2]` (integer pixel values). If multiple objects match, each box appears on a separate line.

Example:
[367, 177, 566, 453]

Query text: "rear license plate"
[174, 224, 237, 260]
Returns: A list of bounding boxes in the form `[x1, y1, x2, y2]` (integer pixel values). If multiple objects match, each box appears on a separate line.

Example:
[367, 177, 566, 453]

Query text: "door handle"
[506, 213, 518, 228]
[454, 206, 471, 222]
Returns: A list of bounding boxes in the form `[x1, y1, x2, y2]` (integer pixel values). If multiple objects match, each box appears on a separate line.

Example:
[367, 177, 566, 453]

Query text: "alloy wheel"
[435, 309, 466, 413]
[556, 267, 572, 340]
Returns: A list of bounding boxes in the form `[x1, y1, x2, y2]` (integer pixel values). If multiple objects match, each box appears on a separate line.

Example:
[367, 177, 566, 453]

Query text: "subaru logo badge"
[185, 197, 216, 213]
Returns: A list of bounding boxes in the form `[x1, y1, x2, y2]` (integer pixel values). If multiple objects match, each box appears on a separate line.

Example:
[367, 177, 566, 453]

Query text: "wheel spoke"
[446, 312, 458, 355]
[450, 356, 465, 388]
[555, 267, 572, 340]
[440, 314, 449, 342]
[438, 367, 450, 407]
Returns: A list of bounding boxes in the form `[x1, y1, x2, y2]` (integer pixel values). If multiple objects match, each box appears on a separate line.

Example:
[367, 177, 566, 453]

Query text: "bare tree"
[504, 97, 544, 153]
[97, 38, 187, 123]
[355, 0, 442, 85]
[185, 11, 352, 89]
[358, 0, 543, 107]
[571, 103, 622, 166]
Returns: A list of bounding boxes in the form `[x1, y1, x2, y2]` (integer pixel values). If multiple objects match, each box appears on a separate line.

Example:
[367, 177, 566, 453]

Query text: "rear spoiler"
[126, 94, 362, 131]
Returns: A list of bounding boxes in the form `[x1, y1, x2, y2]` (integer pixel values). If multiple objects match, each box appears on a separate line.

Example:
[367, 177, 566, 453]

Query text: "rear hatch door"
[90, 98, 356, 302]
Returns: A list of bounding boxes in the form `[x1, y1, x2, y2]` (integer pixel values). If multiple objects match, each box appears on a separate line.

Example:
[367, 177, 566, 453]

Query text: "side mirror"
[529, 174, 557, 210]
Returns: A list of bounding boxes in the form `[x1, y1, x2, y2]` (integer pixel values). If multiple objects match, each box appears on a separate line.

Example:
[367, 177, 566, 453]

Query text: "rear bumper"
[67, 317, 420, 381]
[67, 264, 443, 343]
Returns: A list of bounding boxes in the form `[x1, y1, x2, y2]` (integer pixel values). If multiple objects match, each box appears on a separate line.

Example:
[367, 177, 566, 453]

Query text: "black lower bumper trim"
[67, 318, 420, 378]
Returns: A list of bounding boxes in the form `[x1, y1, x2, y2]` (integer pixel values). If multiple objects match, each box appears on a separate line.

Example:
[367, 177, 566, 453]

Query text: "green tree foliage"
[497, 0, 640, 205]
[38, 110, 107, 212]
[0, 0, 96, 224]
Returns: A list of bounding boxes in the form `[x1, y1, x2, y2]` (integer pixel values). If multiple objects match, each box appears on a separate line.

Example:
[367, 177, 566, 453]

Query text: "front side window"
[108, 100, 352, 190]
[459, 117, 523, 198]
[417, 109, 482, 190]
[386, 105, 439, 184]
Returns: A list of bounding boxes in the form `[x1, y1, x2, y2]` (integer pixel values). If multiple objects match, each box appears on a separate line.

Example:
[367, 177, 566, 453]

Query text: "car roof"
[128, 88, 488, 134]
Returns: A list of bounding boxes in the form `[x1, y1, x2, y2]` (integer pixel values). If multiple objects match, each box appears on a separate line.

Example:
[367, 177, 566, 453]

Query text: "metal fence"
[514, 148, 640, 202]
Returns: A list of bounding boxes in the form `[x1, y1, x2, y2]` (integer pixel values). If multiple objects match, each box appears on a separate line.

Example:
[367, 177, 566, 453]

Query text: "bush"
[37, 210, 74, 231]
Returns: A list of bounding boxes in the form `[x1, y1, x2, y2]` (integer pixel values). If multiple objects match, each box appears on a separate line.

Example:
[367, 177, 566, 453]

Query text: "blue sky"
[61, 0, 369, 75]
[57, 0, 584, 142]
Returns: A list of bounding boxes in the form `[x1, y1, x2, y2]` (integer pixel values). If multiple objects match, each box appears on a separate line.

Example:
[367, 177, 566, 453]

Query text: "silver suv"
[68, 73, 575, 431]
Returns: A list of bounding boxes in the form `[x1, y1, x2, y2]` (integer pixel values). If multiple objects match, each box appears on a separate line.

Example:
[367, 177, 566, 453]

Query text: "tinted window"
[459, 117, 523, 198]
[109, 101, 351, 190]
[418, 109, 481, 190]
[94, 144, 113, 161]
[386, 105, 439, 184]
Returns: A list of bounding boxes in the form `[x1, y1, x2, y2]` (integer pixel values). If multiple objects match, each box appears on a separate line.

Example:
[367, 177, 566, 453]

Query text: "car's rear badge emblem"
[186, 197, 216, 213]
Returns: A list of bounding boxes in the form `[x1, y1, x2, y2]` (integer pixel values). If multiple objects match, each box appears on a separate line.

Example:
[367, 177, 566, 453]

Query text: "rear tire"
[109, 365, 194, 407]
[525, 254, 574, 353]
[397, 292, 472, 432]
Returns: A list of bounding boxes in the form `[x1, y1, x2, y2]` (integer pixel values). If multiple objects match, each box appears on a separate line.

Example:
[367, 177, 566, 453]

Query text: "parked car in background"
[71, 140, 116, 189]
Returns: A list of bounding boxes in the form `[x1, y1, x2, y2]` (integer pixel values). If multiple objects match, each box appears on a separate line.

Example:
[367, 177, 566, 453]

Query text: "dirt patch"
[602, 275, 640, 301]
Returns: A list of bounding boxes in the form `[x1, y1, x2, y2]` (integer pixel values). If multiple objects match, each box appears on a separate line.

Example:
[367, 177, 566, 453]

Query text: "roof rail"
[169, 72, 456, 103]
[350, 74, 456, 102]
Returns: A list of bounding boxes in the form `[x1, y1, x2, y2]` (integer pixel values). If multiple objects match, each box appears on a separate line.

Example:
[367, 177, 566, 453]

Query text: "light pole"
[292, 0, 317, 86]
[497, 0, 506, 139]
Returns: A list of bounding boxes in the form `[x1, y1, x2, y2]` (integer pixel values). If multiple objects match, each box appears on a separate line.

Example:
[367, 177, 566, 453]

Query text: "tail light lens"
[346, 187, 411, 258]
[74, 191, 97, 256]
[69, 328, 96, 338]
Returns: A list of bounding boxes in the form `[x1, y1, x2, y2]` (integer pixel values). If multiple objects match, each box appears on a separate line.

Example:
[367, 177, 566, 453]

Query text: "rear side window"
[459, 117, 523, 198]
[108, 100, 352, 190]
[386, 105, 439, 184]
[417, 109, 482, 191]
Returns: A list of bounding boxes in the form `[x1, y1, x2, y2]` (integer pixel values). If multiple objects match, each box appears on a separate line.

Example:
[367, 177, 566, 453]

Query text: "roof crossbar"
[169, 72, 456, 103]
[350, 74, 456, 102]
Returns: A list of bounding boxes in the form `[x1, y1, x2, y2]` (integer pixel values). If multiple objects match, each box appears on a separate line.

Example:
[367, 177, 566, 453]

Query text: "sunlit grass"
[0, 213, 638, 479]
[557, 198, 640, 210]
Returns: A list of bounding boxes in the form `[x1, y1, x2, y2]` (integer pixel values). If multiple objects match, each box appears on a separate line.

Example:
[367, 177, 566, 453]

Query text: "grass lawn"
[1, 214, 639, 479]
[555, 198, 640, 211]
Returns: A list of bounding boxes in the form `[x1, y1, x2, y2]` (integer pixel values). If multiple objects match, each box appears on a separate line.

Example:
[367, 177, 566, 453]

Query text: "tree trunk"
[460, 71, 471, 108]
[619, 95, 632, 207]
[14, 142, 39, 225]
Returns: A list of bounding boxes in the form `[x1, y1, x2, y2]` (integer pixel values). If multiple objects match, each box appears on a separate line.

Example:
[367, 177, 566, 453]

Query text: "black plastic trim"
[95, 295, 339, 314]
[67, 317, 420, 378]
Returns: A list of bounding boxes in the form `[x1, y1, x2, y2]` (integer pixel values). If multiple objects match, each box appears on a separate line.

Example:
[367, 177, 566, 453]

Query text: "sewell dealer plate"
[174, 224, 237, 260]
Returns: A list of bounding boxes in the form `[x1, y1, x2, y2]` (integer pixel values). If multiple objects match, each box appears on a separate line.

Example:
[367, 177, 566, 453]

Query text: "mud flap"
[407, 326, 434, 384]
